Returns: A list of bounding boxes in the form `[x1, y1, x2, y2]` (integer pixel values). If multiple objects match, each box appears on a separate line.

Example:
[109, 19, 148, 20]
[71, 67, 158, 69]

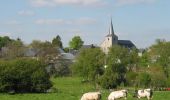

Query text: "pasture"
[0, 77, 170, 100]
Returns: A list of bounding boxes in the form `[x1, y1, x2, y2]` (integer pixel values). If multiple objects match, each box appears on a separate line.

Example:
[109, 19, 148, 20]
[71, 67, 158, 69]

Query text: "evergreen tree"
[52, 35, 63, 48]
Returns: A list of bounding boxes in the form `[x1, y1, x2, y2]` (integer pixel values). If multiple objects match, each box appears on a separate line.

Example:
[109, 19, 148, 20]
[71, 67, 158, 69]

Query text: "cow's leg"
[138, 96, 141, 99]
[147, 96, 151, 100]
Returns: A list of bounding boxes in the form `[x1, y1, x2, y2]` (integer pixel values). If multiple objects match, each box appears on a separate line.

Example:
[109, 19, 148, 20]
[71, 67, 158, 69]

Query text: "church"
[100, 19, 135, 54]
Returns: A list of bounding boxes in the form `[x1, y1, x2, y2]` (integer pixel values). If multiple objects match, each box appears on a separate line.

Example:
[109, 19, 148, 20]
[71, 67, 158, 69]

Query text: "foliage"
[148, 40, 170, 78]
[72, 48, 105, 82]
[69, 36, 84, 50]
[52, 35, 63, 48]
[48, 60, 72, 77]
[136, 72, 151, 88]
[0, 58, 52, 93]
[63, 47, 69, 53]
[0, 38, 26, 60]
[29, 40, 59, 62]
[126, 72, 138, 87]
[0, 36, 13, 49]
[99, 45, 129, 88]
[99, 66, 118, 89]
[139, 52, 150, 67]
[127, 48, 139, 71]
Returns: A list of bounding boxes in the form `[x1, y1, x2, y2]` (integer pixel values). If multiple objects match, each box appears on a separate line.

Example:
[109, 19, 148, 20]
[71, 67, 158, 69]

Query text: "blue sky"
[0, 0, 170, 48]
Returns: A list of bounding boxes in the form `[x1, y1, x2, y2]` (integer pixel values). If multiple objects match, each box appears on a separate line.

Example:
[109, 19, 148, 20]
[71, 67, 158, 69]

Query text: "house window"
[108, 38, 109, 41]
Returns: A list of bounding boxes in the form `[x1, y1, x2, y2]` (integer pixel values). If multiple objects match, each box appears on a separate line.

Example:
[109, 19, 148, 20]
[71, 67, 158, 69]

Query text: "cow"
[108, 89, 128, 100]
[81, 92, 101, 100]
[135, 88, 153, 100]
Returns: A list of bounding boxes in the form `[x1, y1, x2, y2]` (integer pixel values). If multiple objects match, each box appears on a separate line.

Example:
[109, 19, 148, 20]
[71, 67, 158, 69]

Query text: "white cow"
[81, 92, 101, 100]
[136, 88, 153, 100]
[108, 90, 128, 100]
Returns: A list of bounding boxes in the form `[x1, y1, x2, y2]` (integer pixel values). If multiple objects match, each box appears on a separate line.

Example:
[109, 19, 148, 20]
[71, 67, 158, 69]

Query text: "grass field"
[0, 77, 170, 100]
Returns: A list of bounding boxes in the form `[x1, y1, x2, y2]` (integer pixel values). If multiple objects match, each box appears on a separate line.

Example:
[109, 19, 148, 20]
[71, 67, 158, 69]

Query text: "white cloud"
[35, 18, 97, 25]
[6, 20, 21, 25]
[0, 32, 11, 36]
[35, 19, 67, 25]
[30, 0, 106, 7]
[116, 0, 156, 6]
[18, 10, 35, 16]
[73, 18, 97, 25]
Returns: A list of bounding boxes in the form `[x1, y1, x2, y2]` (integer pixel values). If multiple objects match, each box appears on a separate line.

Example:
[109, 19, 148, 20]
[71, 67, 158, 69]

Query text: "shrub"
[0, 58, 52, 93]
[126, 72, 138, 86]
[136, 72, 151, 88]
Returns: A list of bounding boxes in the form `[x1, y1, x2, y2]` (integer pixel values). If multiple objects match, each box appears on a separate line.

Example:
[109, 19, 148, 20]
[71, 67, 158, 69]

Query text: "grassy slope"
[0, 77, 170, 100]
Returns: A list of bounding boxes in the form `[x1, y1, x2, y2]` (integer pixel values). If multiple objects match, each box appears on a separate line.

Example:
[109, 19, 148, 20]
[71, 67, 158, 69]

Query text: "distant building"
[100, 19, 135, 54]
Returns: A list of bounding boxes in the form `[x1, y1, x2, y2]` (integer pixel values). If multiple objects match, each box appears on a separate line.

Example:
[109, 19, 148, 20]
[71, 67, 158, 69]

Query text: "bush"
[126, 72, 138, 86]
[136, 72, 151, 88]
[99, 73, 118, 89]
[0, 58, 52, 93]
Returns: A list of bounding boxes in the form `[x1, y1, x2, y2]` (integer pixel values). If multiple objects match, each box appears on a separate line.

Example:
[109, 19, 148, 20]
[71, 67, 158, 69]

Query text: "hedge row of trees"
[0, 58, 52, 93]
[0, 35, 84, 93]
[72, 40, 170, 89]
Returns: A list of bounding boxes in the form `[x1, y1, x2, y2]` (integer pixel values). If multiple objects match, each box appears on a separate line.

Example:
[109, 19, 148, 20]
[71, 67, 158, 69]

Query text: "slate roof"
[118, 40, 135, 48]
[81, 44, 97, 49]
[24, 48, 38, 57]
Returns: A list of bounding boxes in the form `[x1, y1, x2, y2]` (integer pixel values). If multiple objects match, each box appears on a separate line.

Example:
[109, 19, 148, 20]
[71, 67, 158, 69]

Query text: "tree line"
[72, 39, 170, 89]
[0, 35, 83, 93]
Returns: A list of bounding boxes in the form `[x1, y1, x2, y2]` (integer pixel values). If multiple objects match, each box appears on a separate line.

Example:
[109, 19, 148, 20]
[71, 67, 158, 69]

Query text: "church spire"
[109, 18, 114, 35]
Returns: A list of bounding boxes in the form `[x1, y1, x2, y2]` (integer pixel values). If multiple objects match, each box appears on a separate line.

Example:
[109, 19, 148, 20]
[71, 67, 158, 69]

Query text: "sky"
[0, 0, 170, 48]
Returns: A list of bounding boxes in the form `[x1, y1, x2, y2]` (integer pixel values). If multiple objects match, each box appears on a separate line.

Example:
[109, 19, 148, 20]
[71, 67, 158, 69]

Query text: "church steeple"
[109, 18, 114, 35]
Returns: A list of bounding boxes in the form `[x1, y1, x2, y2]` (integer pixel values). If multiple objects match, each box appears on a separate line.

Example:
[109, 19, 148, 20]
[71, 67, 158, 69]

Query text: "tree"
[69, 36, 84, 50]
[0, 36, 13, 49]
[30, 40, 72, 77]
[52, 35, 63, 48]
[72, 48, 105, 82]
[99, 45, 129, 88]
[30, 40, 59, 59]
[148, 40, 170, 78]
[0, 38, 26, 59]
[127, 48, 140, 71]
[0, 58, 52, 93]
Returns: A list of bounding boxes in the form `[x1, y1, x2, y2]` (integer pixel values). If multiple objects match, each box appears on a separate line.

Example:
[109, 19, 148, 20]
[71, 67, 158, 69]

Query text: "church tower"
[109, 18, 118, 44]
[100, 18, 118, 54]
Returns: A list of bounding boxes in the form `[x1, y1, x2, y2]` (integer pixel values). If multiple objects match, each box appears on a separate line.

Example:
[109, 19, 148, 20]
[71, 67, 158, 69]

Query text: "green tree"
[30, 40, 59, 59]
[52, 35, 63, 48]
[0, 36, 13, 49]
[72, 48, 105, 82]
[69, 36, 84, 50]
[99, 45, 129, 88]
[127, 48, 139, 71]
[0, 58, 52, 93]
[137, 72, 151, 88]
[148, 39, 170, 78]
[0, 38, 26, 59]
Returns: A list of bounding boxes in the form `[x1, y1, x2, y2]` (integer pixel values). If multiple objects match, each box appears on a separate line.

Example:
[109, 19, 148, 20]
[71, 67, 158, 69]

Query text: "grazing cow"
[136, 88, 153, 100]
[81, 92, 101, 100]
[108, 89, 128, 100]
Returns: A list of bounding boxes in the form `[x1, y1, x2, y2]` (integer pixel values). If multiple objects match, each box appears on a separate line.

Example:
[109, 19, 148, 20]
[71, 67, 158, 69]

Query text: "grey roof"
[81, 44, 96, 49]
[60, 53, 75, 60]
[58, 48, 65, 53]
[118, 40, 135, 48]
[24, 48, 38, 57]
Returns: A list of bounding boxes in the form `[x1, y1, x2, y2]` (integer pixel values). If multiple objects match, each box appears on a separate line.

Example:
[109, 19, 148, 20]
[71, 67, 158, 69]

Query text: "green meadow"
[0, 77, 170, 100]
